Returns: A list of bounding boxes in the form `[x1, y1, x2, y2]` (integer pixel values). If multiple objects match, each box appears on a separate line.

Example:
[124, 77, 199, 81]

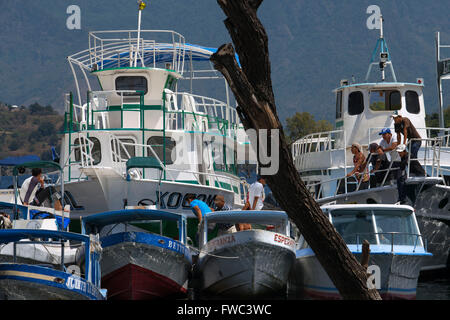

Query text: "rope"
[187, 244, 239, 260]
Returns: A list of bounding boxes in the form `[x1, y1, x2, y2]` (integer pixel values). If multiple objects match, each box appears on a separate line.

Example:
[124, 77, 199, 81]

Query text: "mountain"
[0, 0, 449, 124]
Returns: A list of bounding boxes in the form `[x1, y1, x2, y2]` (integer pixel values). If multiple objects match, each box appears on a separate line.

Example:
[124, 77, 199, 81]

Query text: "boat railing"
[0, 229, 102, 287]
[107, 138, 243, 194]
[68, 30, 186, 74]
[64, 89, 243, 140]
[351, 232, 427, 253]
[164, 89, 243, 137]
[291, 130, 346, 170]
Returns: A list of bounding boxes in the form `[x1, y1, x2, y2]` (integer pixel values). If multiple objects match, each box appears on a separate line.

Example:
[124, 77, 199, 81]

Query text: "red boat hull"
[102, 264, 187, 300]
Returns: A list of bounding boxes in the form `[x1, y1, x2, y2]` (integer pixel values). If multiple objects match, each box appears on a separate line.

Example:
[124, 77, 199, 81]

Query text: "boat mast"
[365, 14, 397, 82]
[134, 1, 146, 67]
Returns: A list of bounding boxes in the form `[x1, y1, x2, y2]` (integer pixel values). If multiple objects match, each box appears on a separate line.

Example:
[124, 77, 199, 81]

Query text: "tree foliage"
[286, 111, 333, 144]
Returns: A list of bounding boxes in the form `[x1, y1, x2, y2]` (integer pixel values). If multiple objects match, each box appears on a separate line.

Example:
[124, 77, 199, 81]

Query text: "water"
[416, 277, 450, 300]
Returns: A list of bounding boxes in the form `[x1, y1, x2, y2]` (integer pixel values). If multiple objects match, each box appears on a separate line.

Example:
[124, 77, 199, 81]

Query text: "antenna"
[365, 13, 397, 82]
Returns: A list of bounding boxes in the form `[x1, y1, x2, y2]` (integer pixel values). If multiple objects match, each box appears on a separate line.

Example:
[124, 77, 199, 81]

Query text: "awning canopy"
[204, 210, 289, 225]
[0, 155, 40, 166]
[98, 43, 241, 70]
[12, 161, 62, 176]
[82, 209, 184, 234]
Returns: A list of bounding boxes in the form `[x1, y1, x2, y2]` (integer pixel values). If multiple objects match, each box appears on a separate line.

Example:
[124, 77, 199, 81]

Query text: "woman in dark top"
[368, 143, 391, 186]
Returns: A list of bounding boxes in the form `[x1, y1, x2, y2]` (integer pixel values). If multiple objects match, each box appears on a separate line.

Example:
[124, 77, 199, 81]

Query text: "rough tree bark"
[211, 0, 381, 300]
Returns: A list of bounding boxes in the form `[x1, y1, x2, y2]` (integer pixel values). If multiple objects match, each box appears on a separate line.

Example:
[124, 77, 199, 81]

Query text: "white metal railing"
[68, 30, 186, 74]
[303, 136, 447, 202]
[164, 90, 243, 137]
[291, 130, 346, 171]
[81, 136, 243, 198]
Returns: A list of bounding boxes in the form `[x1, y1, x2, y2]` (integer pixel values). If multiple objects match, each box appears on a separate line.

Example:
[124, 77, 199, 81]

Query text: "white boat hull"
[320, 186, 450, 273]
[290, 251, 427, 300]
[198, 230, 296, 298]
[63, 177, 237, 219]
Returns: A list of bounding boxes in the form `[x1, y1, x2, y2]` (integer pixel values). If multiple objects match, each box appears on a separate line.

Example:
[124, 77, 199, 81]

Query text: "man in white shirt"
[379, 128, 399, 162]
[246, 175, 266, 211]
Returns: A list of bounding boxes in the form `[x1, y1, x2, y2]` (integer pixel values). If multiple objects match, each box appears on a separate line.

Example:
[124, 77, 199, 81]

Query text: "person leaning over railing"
[391, 144, 426, 204]
[392, 113, 422, 160]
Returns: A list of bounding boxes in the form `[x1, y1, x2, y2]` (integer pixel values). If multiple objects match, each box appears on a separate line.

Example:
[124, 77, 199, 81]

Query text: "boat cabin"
[334, 81, 427, 148]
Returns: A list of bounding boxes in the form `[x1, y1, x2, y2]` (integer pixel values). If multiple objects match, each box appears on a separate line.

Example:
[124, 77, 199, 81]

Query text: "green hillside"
[0, 102, 63, 160]
[0, 0, 449, 124]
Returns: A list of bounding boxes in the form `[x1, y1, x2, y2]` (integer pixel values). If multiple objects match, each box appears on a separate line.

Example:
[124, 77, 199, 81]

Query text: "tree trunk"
[211, 0, 381, 300]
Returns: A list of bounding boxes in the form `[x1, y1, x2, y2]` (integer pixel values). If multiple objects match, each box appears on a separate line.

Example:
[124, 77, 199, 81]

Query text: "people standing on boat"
[368, 143, 391, 187]
[346, 143, 369, 188]
[379, 128, 399, 162]
[392, 114, 422, 160]
[213, 195, 236, 236]
[20, 168, 62, 207]
[391, 144, 426, 204]
[244, 175, 266, 211]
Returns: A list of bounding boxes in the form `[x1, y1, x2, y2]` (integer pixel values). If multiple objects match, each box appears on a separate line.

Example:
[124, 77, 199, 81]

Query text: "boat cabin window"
[374, 210, 418, 245]
[348, 91, 364, 116]
[74, 137, 101, 165]
[330, 210, 376, 244]
[405, 91, 420, 114]
[369, 90, 401, 111]
[115, 76, 148, 96]
[111, 138, 136, 162]
[336, 91, 343, 119]
[147, 136, 176, 165]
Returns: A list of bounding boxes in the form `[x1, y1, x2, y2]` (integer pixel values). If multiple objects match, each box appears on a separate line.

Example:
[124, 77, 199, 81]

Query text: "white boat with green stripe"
[58, 21, 251, 220]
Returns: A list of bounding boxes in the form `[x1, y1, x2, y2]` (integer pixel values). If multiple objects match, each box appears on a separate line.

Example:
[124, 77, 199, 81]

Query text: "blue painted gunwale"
[101, 231, 192, 263]
[0, 263, 105, 300]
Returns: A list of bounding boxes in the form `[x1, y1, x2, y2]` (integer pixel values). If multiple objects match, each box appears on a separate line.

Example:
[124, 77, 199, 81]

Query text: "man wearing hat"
[392, 114, 422, 160]
[379, 128, 399, 162]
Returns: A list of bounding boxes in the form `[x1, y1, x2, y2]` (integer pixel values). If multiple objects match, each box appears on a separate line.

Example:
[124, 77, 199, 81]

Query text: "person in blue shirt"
[186, 194, 212, 224]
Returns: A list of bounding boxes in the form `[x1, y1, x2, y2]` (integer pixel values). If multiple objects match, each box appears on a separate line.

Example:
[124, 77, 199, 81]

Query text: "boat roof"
[72, 42, 241, 72]
[321, 204, 414, 212]
[0, 155, 40, 166]
[333, 82, 424, 92]
[81, 209, 184, 234]
[0, 229, 89, 244]
[205, 210, 289, 224]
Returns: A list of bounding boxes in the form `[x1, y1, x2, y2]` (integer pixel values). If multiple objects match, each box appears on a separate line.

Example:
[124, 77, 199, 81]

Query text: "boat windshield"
[331, 210, 377, 244]
[373, 210, 418, 245]
[330, 208, 419, 246]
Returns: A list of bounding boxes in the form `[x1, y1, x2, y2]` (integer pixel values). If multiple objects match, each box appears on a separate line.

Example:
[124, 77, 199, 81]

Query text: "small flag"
[138, 0, 146, 10]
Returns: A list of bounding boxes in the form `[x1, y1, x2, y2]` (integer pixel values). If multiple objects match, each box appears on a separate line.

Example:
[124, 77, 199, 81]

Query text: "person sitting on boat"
[346, 143, 369, 188]
[392, 113, 422, 161]
[379, 128, 399, 162]
[0, 212, 12, 229]
[213, 195, 236, 236]
[391, 144, 426, 204]
[368, 143, 391, 187]
[20, 167, 62, 207]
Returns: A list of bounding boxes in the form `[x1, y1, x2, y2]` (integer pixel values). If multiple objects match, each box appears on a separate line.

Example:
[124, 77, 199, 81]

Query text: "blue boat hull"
[0, 264, 105, 300]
